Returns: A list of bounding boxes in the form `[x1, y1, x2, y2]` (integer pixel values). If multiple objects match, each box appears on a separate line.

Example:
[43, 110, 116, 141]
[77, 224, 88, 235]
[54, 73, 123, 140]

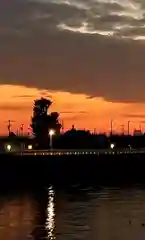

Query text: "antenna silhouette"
[7, 120, 15, 136]
[128, 121, 130, 135]
[20, 124, 24, 136]
[110, 119, 113, 136]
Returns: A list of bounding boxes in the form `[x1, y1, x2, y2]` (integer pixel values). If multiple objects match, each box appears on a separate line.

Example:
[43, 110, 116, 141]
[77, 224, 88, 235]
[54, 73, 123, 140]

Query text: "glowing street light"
[49, 129, 55, 150]
[49, 130, 55, 136]
[7, 144, 11, 151]
[110, 143, 115, 149]
[28, 145, 33, 150]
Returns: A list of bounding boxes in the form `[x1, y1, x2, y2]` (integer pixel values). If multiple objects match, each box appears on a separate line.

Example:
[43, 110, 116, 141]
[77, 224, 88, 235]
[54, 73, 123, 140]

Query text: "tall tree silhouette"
[31, 98, 61, 148]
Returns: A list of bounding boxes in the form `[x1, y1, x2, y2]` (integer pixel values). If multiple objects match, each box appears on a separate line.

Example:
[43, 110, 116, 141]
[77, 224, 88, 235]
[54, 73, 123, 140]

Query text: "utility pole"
[7, 120, 12, 136]
[110, 119, 113, 136]
[20, 124, 24, 136]
[128, 121, 130, 135]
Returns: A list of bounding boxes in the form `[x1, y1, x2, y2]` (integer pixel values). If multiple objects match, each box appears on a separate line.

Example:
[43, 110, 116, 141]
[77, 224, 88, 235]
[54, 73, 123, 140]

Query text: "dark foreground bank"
[0, 154, 145, 187]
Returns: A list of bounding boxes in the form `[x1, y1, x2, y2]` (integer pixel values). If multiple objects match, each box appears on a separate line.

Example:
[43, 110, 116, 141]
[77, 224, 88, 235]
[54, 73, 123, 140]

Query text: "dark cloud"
[86, 95, 96, 99]
[60, 110, 88, 114]
[0, 0, 145, 102]
[12, 94, 36, 98]
[62, 114, 86, 121]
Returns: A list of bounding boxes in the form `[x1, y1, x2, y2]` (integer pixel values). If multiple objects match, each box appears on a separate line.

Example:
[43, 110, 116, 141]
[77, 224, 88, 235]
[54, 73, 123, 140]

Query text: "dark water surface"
[0, 185, 145, 240]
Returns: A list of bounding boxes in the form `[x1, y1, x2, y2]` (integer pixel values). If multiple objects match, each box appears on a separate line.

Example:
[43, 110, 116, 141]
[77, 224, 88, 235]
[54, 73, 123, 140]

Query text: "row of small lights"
[6, 148, 138, 155]
[25, 151, 134, 156]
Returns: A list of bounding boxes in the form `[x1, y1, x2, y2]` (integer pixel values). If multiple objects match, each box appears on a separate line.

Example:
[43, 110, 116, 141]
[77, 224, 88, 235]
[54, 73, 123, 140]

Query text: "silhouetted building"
[133, 129, 142, 136]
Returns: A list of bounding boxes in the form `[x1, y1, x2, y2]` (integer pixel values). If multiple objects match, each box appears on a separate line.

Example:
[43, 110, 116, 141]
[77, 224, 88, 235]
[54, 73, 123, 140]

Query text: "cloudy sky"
[0, 0, 145, 134]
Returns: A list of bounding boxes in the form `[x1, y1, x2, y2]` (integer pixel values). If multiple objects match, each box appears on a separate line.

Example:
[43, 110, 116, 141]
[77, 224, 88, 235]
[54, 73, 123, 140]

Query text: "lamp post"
[128, 121, 130, 135]
[49, 129, 55, 150]
[110, 119, 113, 136]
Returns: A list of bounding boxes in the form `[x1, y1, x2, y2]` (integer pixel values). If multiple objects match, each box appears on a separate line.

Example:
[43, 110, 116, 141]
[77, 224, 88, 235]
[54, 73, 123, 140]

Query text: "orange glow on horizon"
[0, 84, 145, 135]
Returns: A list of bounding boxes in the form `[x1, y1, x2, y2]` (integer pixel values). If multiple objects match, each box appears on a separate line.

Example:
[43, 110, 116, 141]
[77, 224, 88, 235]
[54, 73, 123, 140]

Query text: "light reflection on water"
[46, 186, 56, 239]
[1, 186, 145, 239]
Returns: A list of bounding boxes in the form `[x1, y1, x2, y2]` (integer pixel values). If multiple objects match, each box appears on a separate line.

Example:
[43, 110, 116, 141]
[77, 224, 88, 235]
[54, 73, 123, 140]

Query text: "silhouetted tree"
[31, 98, 61, 149]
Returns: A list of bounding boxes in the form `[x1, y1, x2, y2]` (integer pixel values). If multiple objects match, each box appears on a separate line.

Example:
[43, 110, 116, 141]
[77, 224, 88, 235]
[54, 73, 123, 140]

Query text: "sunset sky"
[1, 0, 145, 135]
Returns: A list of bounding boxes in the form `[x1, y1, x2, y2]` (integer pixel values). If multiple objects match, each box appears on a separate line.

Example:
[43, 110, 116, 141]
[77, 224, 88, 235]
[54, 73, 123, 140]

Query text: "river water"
[0, 185, 145, 240]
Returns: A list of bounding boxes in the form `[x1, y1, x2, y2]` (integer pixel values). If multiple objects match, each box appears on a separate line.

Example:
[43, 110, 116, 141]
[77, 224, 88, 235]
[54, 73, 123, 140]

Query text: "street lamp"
[28, 145, 33, 150]
[110, 143, 115, 149]
[49, 129, 55, 150]
[6, 144, 11, 151]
